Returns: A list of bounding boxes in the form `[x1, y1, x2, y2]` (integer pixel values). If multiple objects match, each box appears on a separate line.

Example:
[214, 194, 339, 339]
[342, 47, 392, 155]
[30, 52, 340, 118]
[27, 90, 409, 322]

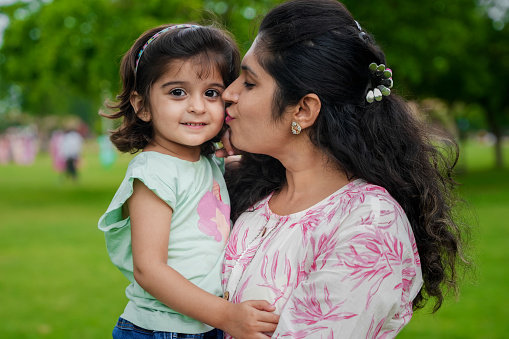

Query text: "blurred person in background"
[49, 129, 66, 173]
[60, 128, 83, 181]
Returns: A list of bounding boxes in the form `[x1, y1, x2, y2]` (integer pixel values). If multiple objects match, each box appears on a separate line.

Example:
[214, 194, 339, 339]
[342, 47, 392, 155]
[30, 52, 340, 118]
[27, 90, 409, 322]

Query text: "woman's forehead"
[241, 45, 266, 79]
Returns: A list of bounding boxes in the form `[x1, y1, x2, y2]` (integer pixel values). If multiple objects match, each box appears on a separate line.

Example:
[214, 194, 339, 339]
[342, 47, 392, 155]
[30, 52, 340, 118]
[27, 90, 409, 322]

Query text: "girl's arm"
[129, 179, 279, 338]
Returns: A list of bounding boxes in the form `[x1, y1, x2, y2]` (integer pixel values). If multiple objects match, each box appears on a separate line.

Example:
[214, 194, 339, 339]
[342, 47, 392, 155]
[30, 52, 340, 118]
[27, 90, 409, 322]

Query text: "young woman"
[219, 0, 469, 337]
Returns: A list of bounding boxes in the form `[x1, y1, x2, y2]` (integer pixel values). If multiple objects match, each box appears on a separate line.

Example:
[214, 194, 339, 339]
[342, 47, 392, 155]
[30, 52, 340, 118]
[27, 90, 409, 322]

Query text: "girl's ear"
[130, 92, 150, 122]
[290, 93, 321, 130]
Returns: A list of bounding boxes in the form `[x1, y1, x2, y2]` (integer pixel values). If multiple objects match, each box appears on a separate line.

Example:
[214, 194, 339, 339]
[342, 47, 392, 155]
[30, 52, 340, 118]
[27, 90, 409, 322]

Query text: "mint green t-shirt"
[98, 151, 230, 333]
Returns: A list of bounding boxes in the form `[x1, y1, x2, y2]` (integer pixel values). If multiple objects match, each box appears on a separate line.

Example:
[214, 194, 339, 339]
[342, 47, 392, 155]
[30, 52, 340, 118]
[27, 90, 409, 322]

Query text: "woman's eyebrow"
[241, 64, 259, 79]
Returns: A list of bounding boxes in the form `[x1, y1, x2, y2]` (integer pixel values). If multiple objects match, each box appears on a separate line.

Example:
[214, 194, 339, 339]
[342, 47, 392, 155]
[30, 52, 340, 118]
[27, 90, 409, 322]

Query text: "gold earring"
[144, 112, 148, 119]
[291, 121, 302, 135]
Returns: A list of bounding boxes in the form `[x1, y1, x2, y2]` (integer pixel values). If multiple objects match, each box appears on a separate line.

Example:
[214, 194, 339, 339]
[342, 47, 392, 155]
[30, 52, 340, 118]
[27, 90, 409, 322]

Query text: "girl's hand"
[223, 300, 279, 339]
[215, 129, 240, 158]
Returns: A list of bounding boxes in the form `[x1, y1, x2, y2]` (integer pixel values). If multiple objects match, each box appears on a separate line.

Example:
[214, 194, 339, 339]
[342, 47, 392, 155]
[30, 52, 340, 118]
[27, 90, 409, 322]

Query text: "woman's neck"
[269, 143, 351, 216]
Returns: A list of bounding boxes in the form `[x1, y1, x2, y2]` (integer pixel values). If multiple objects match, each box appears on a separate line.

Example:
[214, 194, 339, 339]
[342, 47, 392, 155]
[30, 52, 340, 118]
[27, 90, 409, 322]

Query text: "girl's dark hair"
[102, 24, 240, 155]
[225, 0, 469, 312]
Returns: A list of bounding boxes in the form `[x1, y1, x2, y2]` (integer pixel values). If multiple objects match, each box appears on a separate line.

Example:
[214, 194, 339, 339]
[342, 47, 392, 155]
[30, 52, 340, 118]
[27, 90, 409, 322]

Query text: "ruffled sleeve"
[97, 154, 178, 280]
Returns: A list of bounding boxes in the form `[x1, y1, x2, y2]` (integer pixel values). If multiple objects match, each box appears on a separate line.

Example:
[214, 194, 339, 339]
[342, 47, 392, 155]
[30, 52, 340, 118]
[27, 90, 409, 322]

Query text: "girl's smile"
[182, 122, 207, 128]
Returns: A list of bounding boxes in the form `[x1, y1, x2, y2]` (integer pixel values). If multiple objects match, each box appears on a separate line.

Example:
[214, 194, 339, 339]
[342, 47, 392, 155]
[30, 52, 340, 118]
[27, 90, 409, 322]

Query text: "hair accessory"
[355, 20, 362, 31]
[366, 62, 393, 103]
[291, 121, 302, 135]
[135, 24, 200, 74]
[355, 20, 367, 40]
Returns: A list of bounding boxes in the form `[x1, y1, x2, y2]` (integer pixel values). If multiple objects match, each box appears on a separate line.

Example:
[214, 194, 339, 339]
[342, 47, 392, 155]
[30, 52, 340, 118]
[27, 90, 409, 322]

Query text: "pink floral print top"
[223, 179, 422, 338]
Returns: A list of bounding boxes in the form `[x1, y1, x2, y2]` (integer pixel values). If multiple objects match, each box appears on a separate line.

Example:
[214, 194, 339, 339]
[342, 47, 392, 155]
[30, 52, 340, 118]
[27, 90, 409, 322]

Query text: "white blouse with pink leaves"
[223, 179, 422, 339]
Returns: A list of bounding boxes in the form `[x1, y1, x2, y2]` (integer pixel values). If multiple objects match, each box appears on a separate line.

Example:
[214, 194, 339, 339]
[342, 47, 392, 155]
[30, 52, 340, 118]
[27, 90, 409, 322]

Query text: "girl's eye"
[205, 89, 221, 98]
[170, 88, 186, 97]
[243, 82, 255, 89]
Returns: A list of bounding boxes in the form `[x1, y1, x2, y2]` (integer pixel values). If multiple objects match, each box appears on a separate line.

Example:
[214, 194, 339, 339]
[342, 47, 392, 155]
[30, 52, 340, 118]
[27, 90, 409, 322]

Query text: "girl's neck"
[144, 140, 202, 162]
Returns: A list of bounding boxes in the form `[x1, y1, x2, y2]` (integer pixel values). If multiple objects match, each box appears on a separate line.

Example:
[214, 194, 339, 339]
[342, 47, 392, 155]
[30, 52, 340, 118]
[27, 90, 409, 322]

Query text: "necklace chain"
[239, 218, 281, 259]
[224, 217, 282, 300]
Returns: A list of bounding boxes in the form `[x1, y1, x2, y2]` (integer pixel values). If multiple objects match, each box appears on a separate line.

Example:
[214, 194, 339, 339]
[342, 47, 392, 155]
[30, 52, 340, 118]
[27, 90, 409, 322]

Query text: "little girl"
[98, 24, 279, 339]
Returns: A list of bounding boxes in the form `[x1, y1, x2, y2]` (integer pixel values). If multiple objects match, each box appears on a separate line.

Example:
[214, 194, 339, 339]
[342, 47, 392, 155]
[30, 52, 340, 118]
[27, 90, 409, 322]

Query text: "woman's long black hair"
[225, 0, 470, 312]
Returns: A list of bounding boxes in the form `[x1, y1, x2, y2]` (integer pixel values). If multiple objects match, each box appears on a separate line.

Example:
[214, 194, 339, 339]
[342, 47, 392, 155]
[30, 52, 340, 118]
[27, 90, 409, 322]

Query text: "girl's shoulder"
[123, 152, 183, 195]
[127, 151, 213, 175]
[129, 151, 181, 167]
[126, 152, 223, 193]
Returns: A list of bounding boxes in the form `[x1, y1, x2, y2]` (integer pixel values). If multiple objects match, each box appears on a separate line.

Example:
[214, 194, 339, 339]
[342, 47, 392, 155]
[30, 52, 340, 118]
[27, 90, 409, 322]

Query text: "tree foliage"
[0, 0, 280, 124]
[0, 0, 507, 166]
[344, 0, 509, 167]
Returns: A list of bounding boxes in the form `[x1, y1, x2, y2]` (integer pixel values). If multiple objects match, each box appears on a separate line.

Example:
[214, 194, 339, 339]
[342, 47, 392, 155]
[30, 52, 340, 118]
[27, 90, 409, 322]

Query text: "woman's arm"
[129, 179, 279, 338]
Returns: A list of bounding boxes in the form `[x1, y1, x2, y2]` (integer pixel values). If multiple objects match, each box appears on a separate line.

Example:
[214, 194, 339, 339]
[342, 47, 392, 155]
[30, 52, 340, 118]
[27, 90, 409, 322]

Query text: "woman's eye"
[243, 82, 255, 89]
[170, 89, 186, 97]
[205, 89, 221, 98]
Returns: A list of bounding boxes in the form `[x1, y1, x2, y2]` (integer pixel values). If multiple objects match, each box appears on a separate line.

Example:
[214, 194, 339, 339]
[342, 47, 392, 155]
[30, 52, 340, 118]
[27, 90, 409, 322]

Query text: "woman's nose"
[222, 79, 240, 104]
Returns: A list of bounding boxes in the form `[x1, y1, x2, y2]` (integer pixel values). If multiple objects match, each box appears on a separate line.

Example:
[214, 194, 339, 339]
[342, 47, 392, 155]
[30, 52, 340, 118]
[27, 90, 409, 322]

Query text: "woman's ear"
[292, 93, 321, 130]
[130, 92, 150, 122]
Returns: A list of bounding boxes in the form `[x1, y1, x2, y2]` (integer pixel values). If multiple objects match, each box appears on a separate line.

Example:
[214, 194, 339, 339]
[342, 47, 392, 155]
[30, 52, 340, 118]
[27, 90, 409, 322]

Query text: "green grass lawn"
[399, 140, 509, 339]
[0, 140, 508, 338]
[0, 144, 135, 339]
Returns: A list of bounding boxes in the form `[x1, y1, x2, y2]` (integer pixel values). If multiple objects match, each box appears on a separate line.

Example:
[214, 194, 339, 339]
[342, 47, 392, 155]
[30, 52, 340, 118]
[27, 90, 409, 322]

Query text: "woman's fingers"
[221, 129, 234, 155]
[214, 148, 229, 158]
[220, 128, 242, 156]
[215, 129, 236, 158]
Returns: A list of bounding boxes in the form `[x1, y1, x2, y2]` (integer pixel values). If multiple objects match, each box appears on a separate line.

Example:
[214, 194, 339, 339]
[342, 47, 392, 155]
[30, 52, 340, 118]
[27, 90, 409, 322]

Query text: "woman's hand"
[222, 300, 280, 339]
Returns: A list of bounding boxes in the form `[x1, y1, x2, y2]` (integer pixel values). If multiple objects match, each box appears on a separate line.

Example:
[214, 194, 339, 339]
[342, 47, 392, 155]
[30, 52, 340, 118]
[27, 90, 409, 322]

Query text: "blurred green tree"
[344, 0, 509, 168]
[0, 0, 279, 127]
[0, 0, 507, 167]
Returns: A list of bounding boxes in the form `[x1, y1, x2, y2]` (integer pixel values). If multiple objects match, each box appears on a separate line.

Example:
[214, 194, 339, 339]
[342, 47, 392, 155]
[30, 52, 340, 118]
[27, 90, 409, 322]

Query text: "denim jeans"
[112, 318, 224, 339]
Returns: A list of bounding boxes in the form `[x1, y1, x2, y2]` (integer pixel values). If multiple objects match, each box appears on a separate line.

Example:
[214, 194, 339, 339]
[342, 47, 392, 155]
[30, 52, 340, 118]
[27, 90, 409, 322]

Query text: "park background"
[0, 0, 508, 338]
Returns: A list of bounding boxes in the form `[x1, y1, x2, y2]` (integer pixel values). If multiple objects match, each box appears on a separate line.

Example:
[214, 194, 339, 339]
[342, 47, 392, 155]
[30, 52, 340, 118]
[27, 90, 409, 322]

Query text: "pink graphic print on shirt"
[197, 180, 230, 244]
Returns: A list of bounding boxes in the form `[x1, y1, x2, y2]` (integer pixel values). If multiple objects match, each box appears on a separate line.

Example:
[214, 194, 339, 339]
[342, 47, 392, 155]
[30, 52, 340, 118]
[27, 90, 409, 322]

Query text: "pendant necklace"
[223, 216, 283, 301]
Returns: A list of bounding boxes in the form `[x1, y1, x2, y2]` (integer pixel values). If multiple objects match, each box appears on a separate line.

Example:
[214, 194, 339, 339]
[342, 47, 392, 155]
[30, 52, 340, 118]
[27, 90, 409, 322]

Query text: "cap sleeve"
[97, 154, 178, 280]
[98, 154, 177, 232]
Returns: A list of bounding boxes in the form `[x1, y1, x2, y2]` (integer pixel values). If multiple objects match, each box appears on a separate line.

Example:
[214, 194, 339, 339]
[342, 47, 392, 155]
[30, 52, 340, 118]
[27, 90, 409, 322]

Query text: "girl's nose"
[188, 95, 206, 114]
